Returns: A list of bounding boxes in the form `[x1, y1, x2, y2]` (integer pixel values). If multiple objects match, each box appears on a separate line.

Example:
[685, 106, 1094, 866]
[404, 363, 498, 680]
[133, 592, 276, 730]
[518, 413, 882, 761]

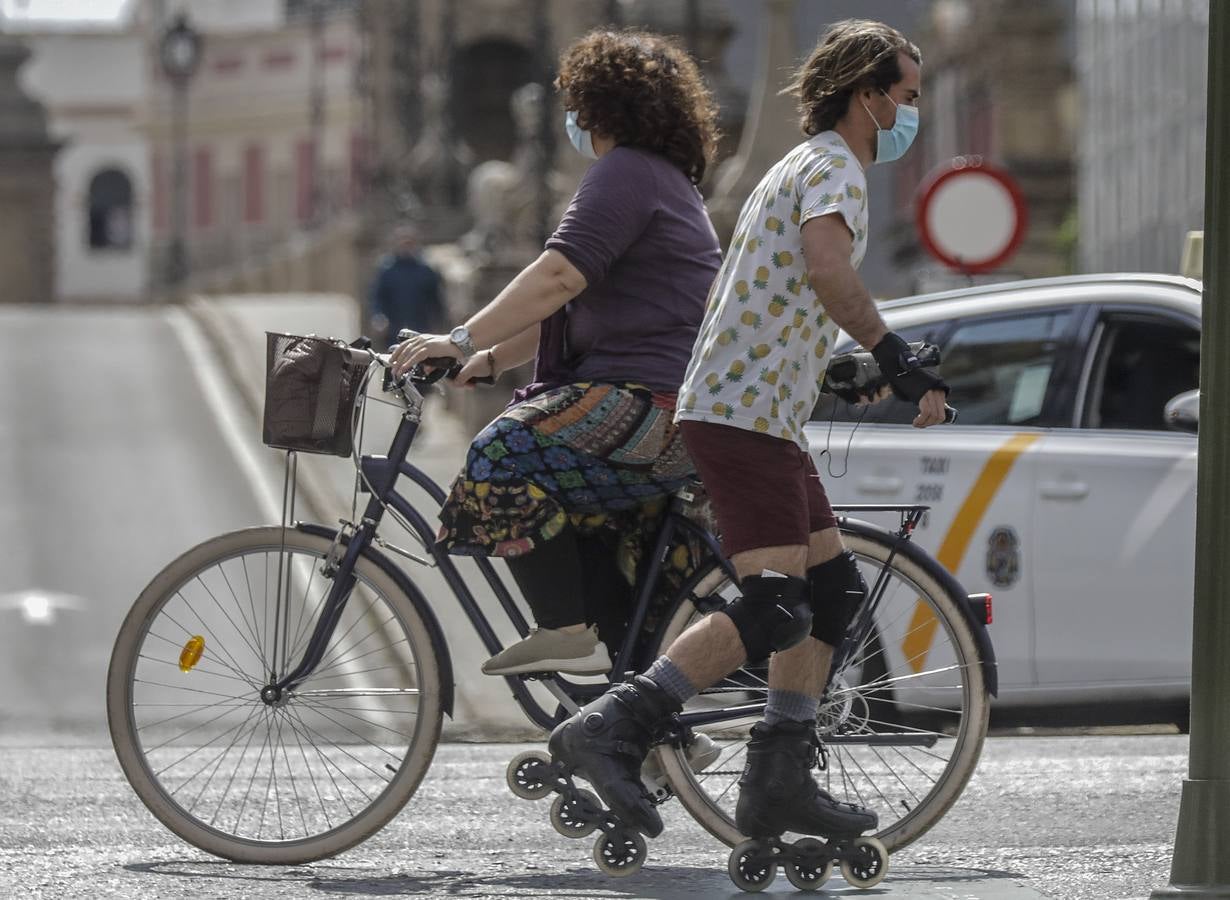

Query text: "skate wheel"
[506, 750, 553, 800]
[840, 836, 888, 889]
[785, 837, 833, 891]
[550, 789, 600, 839]
[727, 839, 776, 892]
[592, 829, 647, 877]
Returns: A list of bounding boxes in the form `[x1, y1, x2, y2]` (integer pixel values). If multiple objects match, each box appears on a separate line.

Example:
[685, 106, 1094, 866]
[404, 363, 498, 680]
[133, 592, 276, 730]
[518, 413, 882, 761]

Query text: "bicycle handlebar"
[824, 341, 958, 424]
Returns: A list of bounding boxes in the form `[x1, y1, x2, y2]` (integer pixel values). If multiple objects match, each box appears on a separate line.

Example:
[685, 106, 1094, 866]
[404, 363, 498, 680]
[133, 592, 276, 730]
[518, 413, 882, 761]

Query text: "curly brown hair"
[555, 29, 719, 185]
[784, 19, 921, 136]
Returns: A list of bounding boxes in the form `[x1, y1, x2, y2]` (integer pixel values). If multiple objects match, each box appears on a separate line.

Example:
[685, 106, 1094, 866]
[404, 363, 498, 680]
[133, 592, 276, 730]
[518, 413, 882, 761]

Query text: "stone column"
[0, 38, 59, 303]
[707, 0, 799, 245]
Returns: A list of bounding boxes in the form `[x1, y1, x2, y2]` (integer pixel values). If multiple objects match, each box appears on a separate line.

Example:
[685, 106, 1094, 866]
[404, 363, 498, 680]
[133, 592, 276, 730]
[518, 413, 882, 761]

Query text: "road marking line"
[166, 306, 282, 523]
[902, 432, 1041, 672]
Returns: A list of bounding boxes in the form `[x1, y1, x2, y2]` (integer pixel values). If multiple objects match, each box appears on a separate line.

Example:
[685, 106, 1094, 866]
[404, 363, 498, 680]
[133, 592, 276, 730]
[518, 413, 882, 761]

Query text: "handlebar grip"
[412, 357, 463, 385]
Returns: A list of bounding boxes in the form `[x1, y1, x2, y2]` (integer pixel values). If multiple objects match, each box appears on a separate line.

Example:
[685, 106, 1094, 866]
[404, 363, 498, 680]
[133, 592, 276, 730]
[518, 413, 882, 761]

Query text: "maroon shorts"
[678, 420, 839, 558]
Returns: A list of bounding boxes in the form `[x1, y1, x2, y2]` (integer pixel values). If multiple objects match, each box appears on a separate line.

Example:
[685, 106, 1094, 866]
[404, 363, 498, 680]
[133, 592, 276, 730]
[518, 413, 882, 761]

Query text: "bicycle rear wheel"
[653, 520, 989, 852]
[106, 526, 444, 864]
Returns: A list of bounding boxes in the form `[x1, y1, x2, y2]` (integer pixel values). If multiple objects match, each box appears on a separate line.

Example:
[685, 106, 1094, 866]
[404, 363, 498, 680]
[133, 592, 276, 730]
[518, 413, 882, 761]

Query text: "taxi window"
[1083, 316, 1200, 430]
[812, 310, 1075, 426]
[941, 310, 1075, 426]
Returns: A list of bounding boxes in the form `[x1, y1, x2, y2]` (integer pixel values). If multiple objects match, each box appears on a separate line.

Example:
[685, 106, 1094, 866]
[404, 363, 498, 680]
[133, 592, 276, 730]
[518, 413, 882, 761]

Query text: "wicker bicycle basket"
[262, 332, 368, 457]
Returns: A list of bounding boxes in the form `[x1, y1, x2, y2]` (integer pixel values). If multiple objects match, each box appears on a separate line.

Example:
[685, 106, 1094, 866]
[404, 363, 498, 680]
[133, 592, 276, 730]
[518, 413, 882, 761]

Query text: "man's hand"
[914, 389, 948, 428]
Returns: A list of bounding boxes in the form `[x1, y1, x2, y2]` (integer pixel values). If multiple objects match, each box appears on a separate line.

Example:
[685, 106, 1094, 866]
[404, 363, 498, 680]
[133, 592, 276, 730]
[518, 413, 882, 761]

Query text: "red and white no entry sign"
[915, 157, 1027, 274]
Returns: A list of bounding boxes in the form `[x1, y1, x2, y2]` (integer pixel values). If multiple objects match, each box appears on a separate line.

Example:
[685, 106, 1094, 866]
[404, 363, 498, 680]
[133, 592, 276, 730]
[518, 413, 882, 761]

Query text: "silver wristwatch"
[448, 325, 477, 359]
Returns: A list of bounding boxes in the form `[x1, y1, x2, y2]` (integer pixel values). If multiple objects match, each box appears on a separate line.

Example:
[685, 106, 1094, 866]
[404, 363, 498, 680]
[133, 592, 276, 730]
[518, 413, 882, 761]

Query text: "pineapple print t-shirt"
[675, 131, 868, 449]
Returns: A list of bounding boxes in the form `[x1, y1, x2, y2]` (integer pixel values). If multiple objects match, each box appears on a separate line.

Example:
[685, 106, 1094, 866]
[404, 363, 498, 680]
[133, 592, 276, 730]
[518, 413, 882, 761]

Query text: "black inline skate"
[727, 720, 889, 891]
[504, 674, 680, 877]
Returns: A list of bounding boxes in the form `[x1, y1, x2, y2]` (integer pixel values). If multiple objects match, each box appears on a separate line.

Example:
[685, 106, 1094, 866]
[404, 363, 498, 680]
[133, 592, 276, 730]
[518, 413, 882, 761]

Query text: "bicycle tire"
[654, 519, 989, 853]
[106, 526, 445, 864]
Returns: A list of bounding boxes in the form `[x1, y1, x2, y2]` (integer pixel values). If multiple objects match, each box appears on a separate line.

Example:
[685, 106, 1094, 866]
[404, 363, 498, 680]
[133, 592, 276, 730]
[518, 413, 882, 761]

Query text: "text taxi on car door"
[807, 273, 1201, 728]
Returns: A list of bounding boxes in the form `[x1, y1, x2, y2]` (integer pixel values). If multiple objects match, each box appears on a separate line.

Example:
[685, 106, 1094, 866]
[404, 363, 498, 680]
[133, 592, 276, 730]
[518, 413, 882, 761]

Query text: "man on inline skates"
[549, 18, 949, 870]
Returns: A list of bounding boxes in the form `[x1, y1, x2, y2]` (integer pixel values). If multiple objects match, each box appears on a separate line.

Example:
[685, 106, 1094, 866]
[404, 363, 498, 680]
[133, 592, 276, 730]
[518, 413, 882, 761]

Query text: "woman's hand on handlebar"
[389, 332, 462, 379]
[453, 351, 495, 388]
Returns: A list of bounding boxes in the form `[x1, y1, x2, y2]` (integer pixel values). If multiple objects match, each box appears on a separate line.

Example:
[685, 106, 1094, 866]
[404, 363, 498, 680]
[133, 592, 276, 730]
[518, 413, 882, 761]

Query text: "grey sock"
[763, 689, 819, 726]
[644, 656, 698, 705]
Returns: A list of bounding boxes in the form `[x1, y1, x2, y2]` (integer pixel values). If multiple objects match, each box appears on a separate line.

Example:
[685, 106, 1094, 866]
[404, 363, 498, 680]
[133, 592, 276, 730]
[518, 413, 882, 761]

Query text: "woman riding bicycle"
[391, 29, 722, 678]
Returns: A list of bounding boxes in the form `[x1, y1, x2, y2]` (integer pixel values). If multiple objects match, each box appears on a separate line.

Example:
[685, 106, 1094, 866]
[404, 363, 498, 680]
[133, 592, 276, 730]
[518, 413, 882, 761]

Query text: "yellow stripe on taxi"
[901, 433, 1041, 672]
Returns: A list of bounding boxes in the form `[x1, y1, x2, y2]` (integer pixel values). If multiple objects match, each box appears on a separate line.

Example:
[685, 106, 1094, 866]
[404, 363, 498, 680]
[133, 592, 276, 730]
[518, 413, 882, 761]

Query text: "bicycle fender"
[296, 522, 456, 717]
[840, 517, 999, 697]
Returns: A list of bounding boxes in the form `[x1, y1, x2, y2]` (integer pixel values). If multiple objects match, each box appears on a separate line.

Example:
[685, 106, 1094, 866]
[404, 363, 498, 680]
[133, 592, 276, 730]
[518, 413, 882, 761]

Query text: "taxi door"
[809, 307, 1085, 692]
[1030, 310, 1199, 691]
[815, 424, 1040, 690]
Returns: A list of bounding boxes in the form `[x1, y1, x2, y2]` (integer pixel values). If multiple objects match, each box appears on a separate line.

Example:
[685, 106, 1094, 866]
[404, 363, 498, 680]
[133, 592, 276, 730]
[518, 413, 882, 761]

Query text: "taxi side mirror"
[1164, 389, 1200, 433]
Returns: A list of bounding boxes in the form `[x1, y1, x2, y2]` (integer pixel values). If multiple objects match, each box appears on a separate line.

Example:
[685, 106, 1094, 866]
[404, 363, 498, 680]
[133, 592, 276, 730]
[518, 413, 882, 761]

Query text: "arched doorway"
[87, 168, 134, 250]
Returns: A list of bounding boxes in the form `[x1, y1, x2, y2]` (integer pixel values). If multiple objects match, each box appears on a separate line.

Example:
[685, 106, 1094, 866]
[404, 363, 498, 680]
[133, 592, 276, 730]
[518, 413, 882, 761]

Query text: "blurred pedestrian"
[368, 225, 445, 350]
[391, 29, 721, 676]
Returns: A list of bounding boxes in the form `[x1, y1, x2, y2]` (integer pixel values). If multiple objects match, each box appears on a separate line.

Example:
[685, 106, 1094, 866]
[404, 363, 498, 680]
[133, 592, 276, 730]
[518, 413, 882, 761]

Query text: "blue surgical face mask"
[565, 109, 598, 160]
[861, 91, 919, 164]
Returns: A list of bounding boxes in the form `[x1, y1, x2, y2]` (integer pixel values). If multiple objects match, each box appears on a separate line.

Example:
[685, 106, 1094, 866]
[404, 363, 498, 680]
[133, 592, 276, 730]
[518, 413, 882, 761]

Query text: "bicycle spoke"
[295, 703, 405, 762]
[149, 702, 256, 764]
[310, 631, 408, 682]
[275, 710, 310, 839]
[287, 707, 333, 832]
[160, 606, 261, 688]
[299, 592, 384, 679]
[184, 705, 267, 815]
[219, 563, 269, 674]
[294, 697, 415, 740]
[284, 705, 358, 819]
[208, 702, 266, 829]
[286, 708, 378, 802]
[240, 554, 267, 672]
[191, 575, 272, 676]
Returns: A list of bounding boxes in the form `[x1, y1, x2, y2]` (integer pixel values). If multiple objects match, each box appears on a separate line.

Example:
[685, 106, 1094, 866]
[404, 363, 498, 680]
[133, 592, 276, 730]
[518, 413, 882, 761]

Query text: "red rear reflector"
[967, 593, 992, 625]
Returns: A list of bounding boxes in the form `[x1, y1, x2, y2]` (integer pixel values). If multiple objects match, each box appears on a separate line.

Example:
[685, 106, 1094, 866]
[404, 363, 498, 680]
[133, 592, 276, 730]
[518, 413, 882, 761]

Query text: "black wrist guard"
[870, 332, 949, 403]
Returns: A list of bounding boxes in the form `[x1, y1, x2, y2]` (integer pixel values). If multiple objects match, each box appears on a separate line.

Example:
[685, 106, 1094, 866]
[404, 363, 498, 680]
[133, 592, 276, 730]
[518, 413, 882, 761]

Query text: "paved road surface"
[0, 305, 277, 738]
[0, 732, 1182, 899]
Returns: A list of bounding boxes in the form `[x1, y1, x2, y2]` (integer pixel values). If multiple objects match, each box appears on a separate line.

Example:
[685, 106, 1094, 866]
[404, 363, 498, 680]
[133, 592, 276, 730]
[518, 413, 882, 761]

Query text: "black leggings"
[505, 523, 632, 647]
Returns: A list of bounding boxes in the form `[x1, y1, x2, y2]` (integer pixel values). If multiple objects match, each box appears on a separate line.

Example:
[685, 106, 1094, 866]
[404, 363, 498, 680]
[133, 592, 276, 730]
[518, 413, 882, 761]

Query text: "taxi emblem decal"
[986, 526, 1021, 588]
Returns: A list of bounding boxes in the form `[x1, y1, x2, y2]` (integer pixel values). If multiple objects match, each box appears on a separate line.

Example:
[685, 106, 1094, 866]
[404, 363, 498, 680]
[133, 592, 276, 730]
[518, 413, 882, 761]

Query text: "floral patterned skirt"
[437, 382, 696, 560]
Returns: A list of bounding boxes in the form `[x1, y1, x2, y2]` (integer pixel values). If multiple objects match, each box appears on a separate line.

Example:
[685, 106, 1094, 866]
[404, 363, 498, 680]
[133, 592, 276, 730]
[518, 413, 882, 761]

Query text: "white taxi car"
[806, 273, 1201, 726]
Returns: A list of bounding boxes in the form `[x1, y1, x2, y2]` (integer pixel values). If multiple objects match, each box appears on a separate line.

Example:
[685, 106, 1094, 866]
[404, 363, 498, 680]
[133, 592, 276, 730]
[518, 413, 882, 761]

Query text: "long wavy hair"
[555, 29, 720, 185]
[784, 19, 922, 136]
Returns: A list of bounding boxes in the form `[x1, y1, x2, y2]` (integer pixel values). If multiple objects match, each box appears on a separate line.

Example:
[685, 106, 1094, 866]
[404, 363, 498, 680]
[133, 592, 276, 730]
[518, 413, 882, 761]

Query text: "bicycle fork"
[261, 517, 378, 704]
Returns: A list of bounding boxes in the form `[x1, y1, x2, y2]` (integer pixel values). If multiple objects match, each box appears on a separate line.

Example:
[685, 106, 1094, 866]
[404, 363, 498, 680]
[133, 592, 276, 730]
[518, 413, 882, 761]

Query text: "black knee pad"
[724, 573, 812, 661]
[808, 550, 867, 646]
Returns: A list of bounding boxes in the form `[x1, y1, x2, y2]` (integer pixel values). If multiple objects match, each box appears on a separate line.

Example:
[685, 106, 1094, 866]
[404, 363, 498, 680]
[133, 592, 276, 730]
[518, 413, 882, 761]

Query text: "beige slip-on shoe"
[481, 624, 613, 676]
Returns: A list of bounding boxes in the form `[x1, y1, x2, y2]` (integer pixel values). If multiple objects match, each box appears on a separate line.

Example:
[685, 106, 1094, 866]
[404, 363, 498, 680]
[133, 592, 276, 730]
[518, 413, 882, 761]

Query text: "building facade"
[1075, 0, 1208, 275]
[888, 0, 1078, 293]
[144, 0, 366, 291]
[11, 23, 147, 302]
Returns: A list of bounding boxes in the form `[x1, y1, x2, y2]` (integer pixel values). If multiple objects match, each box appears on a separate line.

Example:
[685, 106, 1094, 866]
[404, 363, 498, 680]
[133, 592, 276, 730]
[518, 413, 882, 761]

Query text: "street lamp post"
[159, 14, 202, 287]
[307, 0, 327, 227]
[1151, 3, 1230, 896]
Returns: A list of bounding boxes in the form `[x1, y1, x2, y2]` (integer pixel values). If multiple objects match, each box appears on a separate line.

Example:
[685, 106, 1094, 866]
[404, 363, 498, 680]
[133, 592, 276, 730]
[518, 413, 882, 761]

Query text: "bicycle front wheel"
[653, 521, 989, 853]
[106, 526, 445, 864]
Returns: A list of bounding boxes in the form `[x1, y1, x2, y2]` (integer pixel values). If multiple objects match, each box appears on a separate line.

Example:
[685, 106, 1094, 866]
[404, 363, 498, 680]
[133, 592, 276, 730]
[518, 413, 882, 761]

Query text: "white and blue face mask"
[565, 109, 599, 160]
[861, 90, 919, 164]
